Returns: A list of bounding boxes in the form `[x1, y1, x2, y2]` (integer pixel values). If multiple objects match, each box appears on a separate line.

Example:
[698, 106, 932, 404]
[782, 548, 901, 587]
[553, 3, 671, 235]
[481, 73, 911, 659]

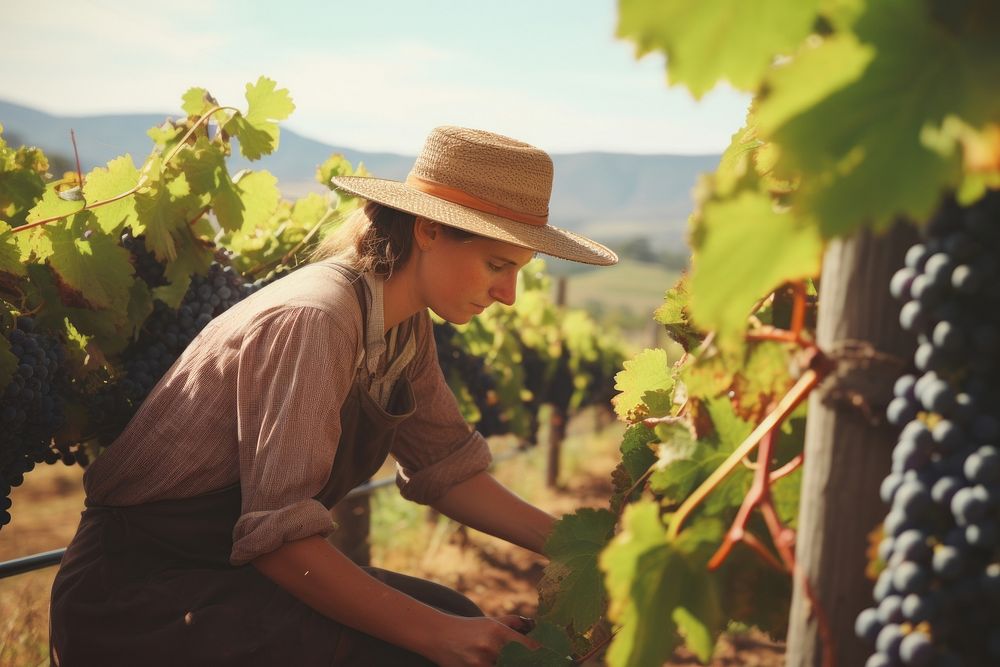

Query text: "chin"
[431, 308, 473, 325]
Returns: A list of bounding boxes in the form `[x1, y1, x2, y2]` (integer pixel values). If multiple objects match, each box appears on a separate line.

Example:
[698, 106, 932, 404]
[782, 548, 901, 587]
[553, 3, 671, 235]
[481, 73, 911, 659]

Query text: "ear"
[413, 217, 441, 251]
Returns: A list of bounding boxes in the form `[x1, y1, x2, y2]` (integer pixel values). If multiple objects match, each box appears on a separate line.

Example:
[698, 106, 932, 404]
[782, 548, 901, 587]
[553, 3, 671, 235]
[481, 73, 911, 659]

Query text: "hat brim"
[330, 176, 618, 266]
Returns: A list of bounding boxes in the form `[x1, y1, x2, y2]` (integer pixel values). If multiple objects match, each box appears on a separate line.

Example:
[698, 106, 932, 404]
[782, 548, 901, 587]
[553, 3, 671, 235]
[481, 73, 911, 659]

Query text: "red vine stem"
[666, 361, 824, 540]
[706, 429, 779, 570]
[12, 105, 241, 235]
[769, 453, 803, 483]
[70, 129, 83, 188]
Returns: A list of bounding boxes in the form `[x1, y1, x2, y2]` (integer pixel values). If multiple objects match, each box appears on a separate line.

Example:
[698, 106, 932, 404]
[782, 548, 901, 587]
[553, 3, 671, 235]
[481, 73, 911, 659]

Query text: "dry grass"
[0, 463, 85, 667]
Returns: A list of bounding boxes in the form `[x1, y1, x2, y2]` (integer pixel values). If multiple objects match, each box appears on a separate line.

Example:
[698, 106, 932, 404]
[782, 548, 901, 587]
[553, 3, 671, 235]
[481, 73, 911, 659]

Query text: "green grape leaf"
[757, 0, 1000, 236]
[612, 348, 673, 422]
[14, 226, 54, 263]
[134, 157, 196, 262]
[126, 278, 154, 339]
[175, 139, 242, 231]
[317, 153, 369, 187]
[0, 333, 15, 390]
[649, 459, 702, 505]
[616, 0, 821, 98]
[181, 87, 214, 117]
[45, 218, 134, 313]
[224, 77, 295, 160]
[730, 341, 795, 421]
[620, 424, 657, 485]
[290, 192, 329, 228]
[235, 170, 282, 234]
[653, 275, 702, 352]
[82, 154, 140, 235]
[538, 508, 616, 632]
[689, 190, 822, 345]
[25, 183, 85, 224]
[680, 353, 735, 400]
[0, 220, 26, 276]
[497, 621, 573, 666]
[600, 502, 724, 667]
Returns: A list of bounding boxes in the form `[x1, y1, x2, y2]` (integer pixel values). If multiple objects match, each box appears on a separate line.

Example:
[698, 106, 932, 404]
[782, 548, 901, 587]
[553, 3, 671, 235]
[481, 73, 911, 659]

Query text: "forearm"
[430, 471, 557, 555]
[251, 535, 444, 658]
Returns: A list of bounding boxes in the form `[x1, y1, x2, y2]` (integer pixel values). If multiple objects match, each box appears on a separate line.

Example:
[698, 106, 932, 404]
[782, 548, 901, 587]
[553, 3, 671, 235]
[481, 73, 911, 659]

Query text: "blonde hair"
[310, 201, 480, 277]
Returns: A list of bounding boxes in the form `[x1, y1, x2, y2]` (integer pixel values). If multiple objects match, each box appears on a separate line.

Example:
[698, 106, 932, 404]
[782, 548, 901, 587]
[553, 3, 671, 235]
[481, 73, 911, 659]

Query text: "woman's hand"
[427, 614, 539, 667]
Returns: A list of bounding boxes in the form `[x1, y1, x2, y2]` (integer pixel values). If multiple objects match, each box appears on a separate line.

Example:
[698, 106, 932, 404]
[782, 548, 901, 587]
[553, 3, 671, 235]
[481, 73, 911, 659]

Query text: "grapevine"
[499, 1, 1000, 665]
[0, 79, 623, 538]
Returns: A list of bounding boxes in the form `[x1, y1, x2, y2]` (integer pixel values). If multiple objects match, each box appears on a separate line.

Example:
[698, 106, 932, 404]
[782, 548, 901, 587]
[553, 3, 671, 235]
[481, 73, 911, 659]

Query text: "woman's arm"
[430, 471, 557, 555]
[252, 535, 534, 666]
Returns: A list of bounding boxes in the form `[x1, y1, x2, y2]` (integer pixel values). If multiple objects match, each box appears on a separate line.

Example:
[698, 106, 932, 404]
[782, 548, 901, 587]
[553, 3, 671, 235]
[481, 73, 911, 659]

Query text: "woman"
[50, 126, 617, 666]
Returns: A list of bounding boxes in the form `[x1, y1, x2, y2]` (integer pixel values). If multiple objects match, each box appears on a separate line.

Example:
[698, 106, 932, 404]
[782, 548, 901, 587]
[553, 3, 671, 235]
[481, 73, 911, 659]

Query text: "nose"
[489, 271, 517, 307]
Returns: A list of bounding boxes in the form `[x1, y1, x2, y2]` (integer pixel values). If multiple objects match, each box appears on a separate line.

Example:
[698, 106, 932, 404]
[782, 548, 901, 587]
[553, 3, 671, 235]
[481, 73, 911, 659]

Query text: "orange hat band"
[404, 174, 548, 227]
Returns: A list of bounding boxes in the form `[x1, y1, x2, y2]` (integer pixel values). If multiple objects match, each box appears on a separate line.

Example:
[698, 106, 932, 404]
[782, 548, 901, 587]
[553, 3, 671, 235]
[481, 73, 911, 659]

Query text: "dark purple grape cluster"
[0, 317, 70, 530]
[120, 262, 249, 405]
[859, 190, 1000, 666]
[432, 321, 508, 438]
[120, 231, 167, 288]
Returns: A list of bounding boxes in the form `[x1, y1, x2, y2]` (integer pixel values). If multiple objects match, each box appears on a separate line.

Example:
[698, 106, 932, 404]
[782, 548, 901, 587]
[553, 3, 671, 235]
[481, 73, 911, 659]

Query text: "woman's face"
[412, 220, 535, 324]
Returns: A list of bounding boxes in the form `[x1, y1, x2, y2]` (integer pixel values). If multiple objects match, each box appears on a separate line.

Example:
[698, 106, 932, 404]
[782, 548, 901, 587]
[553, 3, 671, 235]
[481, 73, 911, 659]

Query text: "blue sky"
[3, 0, 751, 155]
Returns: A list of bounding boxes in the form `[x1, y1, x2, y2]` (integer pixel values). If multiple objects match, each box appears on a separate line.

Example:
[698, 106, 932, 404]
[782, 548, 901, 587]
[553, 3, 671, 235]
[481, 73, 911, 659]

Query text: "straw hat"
[330, 126, 618, 266]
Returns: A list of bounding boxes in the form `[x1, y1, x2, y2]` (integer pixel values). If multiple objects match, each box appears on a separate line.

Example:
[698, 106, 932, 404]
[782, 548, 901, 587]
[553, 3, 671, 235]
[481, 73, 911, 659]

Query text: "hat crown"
[408, 126, 553, 218]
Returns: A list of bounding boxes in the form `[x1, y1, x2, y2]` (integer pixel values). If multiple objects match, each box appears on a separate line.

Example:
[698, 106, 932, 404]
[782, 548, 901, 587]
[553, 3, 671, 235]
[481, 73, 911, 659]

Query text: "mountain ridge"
[0, 99, 719, 249]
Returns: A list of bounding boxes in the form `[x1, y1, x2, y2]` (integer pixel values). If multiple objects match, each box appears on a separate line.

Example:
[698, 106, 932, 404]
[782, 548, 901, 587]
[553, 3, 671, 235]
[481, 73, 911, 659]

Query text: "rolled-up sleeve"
[231, 305, 359, 565]
[392, 313, 492, 504]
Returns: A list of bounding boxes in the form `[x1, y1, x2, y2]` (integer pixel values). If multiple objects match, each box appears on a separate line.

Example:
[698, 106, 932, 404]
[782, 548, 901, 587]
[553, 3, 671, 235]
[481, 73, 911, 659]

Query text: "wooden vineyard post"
[546, 276, 569, 489]
[329, 495, 371, 566]
[785, 222, 919, 666]
[547, 408, 566, 489]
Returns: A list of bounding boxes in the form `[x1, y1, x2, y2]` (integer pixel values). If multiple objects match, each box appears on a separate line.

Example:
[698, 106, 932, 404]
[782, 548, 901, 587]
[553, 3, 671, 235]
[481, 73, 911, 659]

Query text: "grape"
[892, 561, 929, 595]
[855, 607, 882, 645]
[865, 653, 891, 667]
[899, 300, 927, 332]
[932, 544, 964, 579]
[900, 593, 934, 624]
[893, 529, 931, 562]
[951, 486, 988, 526]
[0, 318, 71, 532]
[876, 594, 904, 624]
[899, 631, 933, 666]
[873, 191, 1000, 664]
[890, 266, 917, 300]
[880, 472, 905, 504]
[905, 243, 930, 270]
[894, 374, 917, 400]
[887, 397, 919, 426]
[964, 445, 999, 484]
[876, 623, 904, 658]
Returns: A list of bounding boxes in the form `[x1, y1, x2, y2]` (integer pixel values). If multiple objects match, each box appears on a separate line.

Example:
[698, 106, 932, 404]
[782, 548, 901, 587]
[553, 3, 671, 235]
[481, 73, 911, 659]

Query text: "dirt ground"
[0, 412, 786, 666]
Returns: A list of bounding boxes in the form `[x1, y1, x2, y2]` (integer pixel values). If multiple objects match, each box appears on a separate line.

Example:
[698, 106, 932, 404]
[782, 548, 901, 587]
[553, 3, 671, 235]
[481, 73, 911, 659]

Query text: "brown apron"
[49, 264, 482, 666]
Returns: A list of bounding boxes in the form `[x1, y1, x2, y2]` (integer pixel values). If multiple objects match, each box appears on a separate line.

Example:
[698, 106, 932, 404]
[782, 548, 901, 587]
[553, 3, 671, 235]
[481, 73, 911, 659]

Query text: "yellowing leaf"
[82, 154, 140, 235]
[612, 348, 673, 422]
